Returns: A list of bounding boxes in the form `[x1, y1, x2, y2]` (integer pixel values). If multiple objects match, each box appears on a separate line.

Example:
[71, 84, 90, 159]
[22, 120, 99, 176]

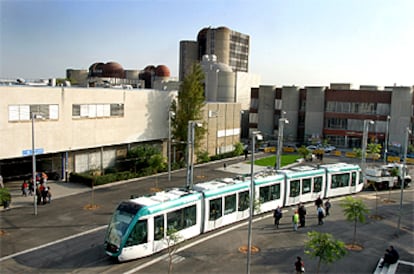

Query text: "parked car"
[320, 145, 336, 153]
[306, 145, 318, 151]
[306, 144, 336, 153]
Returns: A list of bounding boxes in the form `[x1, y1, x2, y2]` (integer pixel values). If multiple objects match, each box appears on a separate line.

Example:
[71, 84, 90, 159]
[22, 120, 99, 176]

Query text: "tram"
[104, 162, 362, 262]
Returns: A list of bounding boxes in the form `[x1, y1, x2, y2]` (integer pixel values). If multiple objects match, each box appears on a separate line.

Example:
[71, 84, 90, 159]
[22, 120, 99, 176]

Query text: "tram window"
[351, 172, 357, 186]
[125, 219, 148, 247]
[224, 194, 236, 215]
[259, 184, 280, 202]
[331, 173, 350, 188]
[167, 209, 184, 231]
[314, 176, 322, 192]
[167, 205, 196, 231]
[154, 215, 164, 241]
[238, 191, 249, 211]
[302, 178, 311, 194]
[290, 180, 300, 197]
[183, 205, 196, 228]
[209, 198, 222, 221]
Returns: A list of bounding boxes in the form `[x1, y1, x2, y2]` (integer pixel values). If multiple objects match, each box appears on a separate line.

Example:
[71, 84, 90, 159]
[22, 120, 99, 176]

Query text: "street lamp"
[384, 115, 390, 164]
[168, 111, 175, 181]
[361, 119, 374, 178]
[31, 113, 43, 216]
[275, 118, 289, 170]
[247, 131, 262, 274]
[186, 120, 202, 190]
[397, 127, 411, 234]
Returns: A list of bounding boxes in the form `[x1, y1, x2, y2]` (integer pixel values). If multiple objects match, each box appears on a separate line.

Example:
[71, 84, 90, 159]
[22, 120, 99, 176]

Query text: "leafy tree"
[353, 148, 362, 158]
[195, 150, 210, 163]
[305, 231, 347, 274]
[171, 63, 206, 156]
[126, 144, 165, 175]
[339, 196, 369, 247]
[233, 142, 244, 156]
[0, 188, 11, 209]
[298, 145, 311, 161]
[367, 143, 382, 161]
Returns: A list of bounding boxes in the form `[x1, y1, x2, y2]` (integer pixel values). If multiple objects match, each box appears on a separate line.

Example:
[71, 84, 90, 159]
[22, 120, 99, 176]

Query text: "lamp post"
[168, 111, 175, 181]
[247, 131, 262, 274]
[361, 119, 374, 177]
[31, 113, 43, 216]
[275, 118, 289, 170]
[384, 115, 390, 164]
[397, 127, 411, 234]
[186, 121, 202, 190]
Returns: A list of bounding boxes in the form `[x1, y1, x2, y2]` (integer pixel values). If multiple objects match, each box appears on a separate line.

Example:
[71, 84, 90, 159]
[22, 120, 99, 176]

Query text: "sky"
[1, 0, 413, 87]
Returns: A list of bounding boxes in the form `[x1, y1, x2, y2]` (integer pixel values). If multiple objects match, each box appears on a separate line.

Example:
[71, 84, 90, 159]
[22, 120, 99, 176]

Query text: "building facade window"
[8, 104, 59, 121]
[72, 103, 124, 118]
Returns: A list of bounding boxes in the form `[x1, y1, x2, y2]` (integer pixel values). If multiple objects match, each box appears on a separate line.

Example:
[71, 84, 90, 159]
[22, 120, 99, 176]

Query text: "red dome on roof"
[155, 65, 170, 77]
[102, 62, 125, 78]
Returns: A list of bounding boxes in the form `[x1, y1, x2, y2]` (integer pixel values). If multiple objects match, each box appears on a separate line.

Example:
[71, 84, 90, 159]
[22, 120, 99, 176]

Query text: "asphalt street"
[0, 155, 413, 273]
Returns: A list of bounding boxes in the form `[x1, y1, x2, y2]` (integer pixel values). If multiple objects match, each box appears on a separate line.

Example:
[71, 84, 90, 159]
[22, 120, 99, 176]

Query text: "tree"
[166, 228, 182, 274]
[298, 145, 312, 161]
[171, 63, 206, 157]
[367, 143, 382, 161]
[126, 144, 165, 175]
[305, 231, 347, 274]
[233, 142, 244, 156]
[0, 188, 11, 209]
[339, 196, 369, 247]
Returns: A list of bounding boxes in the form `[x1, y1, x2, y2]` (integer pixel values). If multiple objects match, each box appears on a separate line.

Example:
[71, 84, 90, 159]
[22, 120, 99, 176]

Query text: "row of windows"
[8, 104, 59, 121]
[290, 176, 323, 197]
[325, 119, 387, 132]
[8, 104, 124, 122]
[124, 173, 358, 245]
[325, 101, 391, 115]
[72, 104, 124, 118]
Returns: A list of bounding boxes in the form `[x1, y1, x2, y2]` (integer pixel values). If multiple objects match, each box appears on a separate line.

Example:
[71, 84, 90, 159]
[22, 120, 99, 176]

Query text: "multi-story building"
[249, 83, 413, 153]
[0, 84, 242, 181]
[179, 26, 250, 81]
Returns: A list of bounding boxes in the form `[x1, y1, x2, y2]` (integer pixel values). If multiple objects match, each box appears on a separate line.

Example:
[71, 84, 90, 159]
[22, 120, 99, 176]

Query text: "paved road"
[0, 155, 413, 273]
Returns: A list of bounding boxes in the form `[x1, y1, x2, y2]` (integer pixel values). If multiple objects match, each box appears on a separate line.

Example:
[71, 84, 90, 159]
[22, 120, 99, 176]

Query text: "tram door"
[153, 214, 165, 252]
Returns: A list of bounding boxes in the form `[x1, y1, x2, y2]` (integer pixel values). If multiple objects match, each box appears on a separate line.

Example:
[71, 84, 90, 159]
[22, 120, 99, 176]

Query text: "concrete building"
[249, 83, 414, 153]
[0, 83, 242, 181]
[179, 27, 260, 140]
[179, 26, 249, 81]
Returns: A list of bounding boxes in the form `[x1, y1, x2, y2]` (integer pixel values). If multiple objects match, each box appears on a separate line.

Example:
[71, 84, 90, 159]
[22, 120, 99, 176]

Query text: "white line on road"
[0, 225, 107, 262]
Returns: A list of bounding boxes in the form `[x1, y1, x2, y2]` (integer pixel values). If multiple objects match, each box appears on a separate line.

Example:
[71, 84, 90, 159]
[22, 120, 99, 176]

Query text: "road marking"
[122, 216, 270, 274]
[0, 225, 107, 262]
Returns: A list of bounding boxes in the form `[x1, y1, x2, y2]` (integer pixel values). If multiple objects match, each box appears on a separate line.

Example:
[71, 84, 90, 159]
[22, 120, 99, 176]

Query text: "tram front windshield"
[106, 201, 143, 248]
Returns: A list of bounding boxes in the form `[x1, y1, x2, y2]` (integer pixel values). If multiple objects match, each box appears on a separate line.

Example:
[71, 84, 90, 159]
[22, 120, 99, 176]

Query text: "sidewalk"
[2, 180, 91, 211]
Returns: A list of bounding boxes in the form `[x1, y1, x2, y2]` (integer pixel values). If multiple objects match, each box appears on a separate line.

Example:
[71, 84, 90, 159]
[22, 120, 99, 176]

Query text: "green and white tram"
[104, 162, 362, 261]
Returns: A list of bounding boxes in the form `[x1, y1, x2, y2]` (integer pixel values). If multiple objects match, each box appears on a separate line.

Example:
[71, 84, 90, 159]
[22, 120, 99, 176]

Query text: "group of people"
[273, 196, 331, 231]
[293, 246, 399, 273]
[287, 201, 399, 273]
[21, 172, 52, 205]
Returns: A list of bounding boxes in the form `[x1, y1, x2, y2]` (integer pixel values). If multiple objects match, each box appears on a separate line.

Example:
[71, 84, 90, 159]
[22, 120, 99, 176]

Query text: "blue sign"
[22, 148, 44, 156]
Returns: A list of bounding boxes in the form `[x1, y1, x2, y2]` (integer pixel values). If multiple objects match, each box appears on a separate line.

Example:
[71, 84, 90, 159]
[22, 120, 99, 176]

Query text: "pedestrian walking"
[21, 180, 29, 196]
[292, 210, 299, 231]
[324, 198, 331, 216]
[298, 203, 306, 227]
[315, 195, 323, 208]
[294, 256, 305, 273]
[317, 205, 325, 225]
[273, 206, 283, 229]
